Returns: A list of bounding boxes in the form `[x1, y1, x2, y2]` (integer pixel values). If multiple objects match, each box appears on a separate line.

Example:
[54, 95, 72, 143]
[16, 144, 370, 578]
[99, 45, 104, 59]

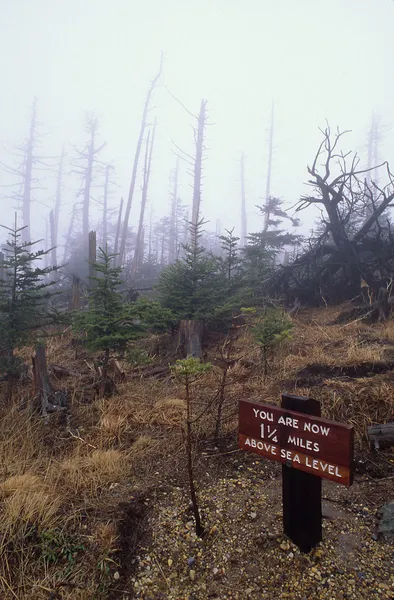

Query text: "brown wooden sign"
[239, 399, 354, 486]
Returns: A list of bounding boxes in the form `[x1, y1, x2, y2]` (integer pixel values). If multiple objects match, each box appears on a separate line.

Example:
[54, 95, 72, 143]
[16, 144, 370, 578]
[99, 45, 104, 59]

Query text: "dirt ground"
[124, 450, 394, 600]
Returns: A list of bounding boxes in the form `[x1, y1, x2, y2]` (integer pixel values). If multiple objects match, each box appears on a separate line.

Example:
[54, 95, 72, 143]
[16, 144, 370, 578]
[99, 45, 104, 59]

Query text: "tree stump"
[32, 344, 54, 416]
[178, 320, 204, 358]
[377, 287, 389, 322]
[70, 275, 81, 310]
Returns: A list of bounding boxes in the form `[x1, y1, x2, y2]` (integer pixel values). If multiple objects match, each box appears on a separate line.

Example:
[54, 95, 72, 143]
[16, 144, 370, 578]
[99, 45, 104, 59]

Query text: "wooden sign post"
[239, 394, 354, 552]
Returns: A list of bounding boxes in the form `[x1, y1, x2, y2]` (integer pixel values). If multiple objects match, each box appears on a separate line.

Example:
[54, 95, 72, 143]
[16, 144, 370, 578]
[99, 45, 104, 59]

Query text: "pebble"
[280, 541, 290, 551]
[209, 525, 218, 535]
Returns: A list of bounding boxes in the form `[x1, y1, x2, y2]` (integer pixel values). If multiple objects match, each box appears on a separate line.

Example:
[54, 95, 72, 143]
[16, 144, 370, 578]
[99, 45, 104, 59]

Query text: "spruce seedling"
[252, 308, 293, 377]
[0, 219, 60, 402]
[171, 357, 212, 537]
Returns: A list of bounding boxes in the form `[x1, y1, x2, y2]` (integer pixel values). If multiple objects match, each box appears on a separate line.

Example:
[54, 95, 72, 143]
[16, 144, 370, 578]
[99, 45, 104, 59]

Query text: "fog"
[1, 0, 393, 246]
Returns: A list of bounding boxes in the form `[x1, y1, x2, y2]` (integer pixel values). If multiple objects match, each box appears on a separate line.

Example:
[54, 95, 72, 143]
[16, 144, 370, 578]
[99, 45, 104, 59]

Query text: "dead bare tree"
[278, 124, 394, 304]
[101, 163, 116, 249]
[48, 145, 66, 270]
[168, 158, 180, 263]
[263, 101, 275, 232]
[114, 197, 124, 256]
[132, 119, 157, 274]
[118, 55, 163, 267]
[71, 114, 106, 253]
[240, 152, 247, 246]
[0, 98, 51, 243]
[62, 202, 78, 265]
[114, 198, 123, 254]
[191, 100, 207, 227]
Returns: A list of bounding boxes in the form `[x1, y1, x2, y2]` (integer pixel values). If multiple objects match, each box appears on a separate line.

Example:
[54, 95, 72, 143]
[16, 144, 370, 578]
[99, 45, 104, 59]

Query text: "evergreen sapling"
[0, 220, 60, 402]
[73, 248, 144, 395]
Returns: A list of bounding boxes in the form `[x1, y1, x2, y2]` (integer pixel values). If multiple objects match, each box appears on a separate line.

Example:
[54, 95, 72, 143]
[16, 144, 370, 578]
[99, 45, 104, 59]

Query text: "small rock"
[209, 525, 218, 535]
[280, 541, 290, 551]
[114, 571, 120, 581]
[189, 569, 196, 581]
[213, 567, 219, 575]
[187, 557, 196, 568]
[167, 558, 173, 568]
[249, 512, 257, 519]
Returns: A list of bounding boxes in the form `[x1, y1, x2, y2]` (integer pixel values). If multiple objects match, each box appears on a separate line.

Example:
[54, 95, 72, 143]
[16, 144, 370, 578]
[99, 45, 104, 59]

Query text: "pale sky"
[0, 0, 393, 245]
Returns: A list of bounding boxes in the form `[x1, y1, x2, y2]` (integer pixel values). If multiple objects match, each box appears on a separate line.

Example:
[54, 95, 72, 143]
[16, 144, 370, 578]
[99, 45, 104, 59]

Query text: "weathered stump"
[178, 320, 204, 358]
[32, 344, 54, 416]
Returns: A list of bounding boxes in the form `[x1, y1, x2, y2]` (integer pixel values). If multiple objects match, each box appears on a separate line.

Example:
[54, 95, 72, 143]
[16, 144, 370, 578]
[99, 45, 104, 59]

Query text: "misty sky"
[1, 0, 394, 246]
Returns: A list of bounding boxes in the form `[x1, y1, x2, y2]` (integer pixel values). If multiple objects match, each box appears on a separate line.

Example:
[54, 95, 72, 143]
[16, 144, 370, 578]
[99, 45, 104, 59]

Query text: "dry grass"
[0, 310, 393, 597]
[56, 448, 127, 496]
[92, 521, 119, 554]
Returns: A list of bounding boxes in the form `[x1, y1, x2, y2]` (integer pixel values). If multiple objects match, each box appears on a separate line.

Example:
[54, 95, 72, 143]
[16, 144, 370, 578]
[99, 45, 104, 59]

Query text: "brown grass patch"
[149, 397, 186, 426]
[57, 449, 127, 496]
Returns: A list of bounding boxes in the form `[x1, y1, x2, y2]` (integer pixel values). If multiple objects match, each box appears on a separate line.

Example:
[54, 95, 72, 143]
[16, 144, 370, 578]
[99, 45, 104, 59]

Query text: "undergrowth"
[0, 305, 393, 597]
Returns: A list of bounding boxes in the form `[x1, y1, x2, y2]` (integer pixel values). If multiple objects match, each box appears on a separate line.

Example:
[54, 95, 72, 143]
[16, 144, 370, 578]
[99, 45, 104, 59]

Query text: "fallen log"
[129, 365, 170, 379]
[368, 423, 394, 450]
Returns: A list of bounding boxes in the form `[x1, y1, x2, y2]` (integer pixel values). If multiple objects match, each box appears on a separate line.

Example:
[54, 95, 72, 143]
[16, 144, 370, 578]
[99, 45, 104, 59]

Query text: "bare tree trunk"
[119, 56, 163, 266]
[240, 152, 247, 246]
[83, 125, 95, 244]
[32, 344, 54, 417]
[49, 209, 57, 271]
[62, 203, 77, 265]
[89, 230, 97, 283]
[132, 120, 156, 274]
[70, 275, 81, 310]
[191, 100, 207, 228]
[160, 231, 166, 265]
[114, 197, 124, 256]
[148, 205, 154, 263]
[22, 98, 37, 243]
[263, 101, 274, 232]
[44, 217, 49, 270]
[169, 158, 180, 263]
[52, 145, 65, 266]
[102, 164, 110, 248]
[0, 252, 4, 281]
[72, 116, 105, 259]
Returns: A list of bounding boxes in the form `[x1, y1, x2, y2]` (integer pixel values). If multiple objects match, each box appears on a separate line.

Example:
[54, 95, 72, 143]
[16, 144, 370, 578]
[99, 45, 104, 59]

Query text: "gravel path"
[126, 457, 394, 600]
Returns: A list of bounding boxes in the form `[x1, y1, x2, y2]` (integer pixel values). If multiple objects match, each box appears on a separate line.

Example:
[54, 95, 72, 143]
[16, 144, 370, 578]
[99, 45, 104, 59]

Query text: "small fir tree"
[73, 248, 144, 395]
[0, 220, 59, 402]
[217, 228, 242, 281]
[157, 220, 224, 321]
[252, 308, 293, 377]
[171, 357, 212, 537]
